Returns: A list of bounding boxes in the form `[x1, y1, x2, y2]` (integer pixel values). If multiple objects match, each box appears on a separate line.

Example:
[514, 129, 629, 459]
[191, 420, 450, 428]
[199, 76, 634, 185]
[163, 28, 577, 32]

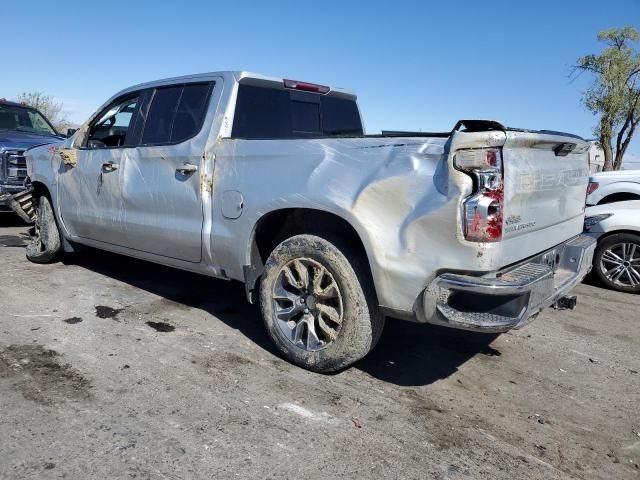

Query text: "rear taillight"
[586, 181, 599, 195]
[283, 79, 330, 94]
[455, 148, 504, 242]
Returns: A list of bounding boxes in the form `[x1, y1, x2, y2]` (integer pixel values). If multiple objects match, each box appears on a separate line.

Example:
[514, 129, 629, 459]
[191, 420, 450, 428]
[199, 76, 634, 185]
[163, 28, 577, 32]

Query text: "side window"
[123, 89, 153, 147]
[232, 86, 291, 139]
[172, 84, 212, 143]
[141, 86, 182, 145]
[141, 83, 213, 145]
[86, 95, 140, 148]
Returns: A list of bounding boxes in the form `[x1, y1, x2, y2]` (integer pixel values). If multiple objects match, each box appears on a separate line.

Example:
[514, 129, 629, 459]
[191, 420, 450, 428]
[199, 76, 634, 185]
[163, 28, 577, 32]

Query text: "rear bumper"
[420, 234, 596, 332]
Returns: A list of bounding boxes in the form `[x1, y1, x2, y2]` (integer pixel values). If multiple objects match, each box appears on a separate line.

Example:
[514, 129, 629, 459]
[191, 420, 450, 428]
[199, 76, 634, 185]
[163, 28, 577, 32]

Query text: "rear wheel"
[259, 234, 384, 372]
[25, 195, 62, 264]
[593, 233, 640, 293]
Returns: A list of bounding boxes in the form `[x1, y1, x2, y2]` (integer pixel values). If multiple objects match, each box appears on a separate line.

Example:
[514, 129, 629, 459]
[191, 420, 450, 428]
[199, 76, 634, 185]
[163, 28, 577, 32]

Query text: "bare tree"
[16, 92, 71, 133]
[574, 27, 640, 171]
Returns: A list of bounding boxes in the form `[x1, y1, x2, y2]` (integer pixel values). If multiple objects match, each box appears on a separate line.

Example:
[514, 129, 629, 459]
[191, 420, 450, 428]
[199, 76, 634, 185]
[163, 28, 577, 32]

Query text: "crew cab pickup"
[18, 71, 596, 371]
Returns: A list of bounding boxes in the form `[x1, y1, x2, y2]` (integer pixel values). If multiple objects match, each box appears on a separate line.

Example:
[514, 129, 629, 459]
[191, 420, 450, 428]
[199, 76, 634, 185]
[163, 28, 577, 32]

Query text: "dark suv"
[0, 99, 63, 214]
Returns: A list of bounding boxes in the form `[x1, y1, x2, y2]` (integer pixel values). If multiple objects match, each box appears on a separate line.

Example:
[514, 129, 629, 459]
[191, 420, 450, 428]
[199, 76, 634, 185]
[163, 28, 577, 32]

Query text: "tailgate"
[501, 131, 590, 245]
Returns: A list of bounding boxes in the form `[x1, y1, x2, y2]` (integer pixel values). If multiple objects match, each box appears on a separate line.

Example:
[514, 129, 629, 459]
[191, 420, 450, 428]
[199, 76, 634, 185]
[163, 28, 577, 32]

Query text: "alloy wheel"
[272, 258, 344, 351]
[600, 242, 640, 288]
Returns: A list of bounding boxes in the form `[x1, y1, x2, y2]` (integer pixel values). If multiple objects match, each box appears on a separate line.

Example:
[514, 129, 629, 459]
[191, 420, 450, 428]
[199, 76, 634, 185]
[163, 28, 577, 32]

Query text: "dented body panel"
[23, 71, 594, 329]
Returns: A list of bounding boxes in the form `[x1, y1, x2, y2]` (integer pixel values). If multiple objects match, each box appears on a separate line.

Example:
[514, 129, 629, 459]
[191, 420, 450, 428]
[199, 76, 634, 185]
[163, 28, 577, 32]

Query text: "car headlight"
[584, 213, 613, 231]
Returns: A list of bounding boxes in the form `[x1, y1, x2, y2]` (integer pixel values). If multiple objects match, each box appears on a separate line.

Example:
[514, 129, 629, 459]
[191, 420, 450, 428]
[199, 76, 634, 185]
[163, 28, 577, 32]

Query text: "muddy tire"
[25, 195, 62, 264]
[593, 233, 640, 294]
[259, 234, 384, 372]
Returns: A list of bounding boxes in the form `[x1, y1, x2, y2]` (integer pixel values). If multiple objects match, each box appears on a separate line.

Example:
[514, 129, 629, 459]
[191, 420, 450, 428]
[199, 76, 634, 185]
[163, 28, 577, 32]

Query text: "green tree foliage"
[16, 92, 70, 133]
[575, 27, 640, 171]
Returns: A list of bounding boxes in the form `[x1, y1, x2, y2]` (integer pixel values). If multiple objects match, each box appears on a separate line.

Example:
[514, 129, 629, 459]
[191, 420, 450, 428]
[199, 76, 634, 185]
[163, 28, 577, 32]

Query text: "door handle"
[176, 163, 198, 175]
[102, 162, 119, 172]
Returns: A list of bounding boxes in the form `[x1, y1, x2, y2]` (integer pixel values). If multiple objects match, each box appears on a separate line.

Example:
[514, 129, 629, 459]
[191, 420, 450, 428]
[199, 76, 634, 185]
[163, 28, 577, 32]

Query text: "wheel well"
[30, 181, 51, 199]
[595, 230, 640, 245]
[27, 180, 76, 253]
[246, 208, 375, 302]
[598, 192, 640, 205]
[254, 209, 366, 262]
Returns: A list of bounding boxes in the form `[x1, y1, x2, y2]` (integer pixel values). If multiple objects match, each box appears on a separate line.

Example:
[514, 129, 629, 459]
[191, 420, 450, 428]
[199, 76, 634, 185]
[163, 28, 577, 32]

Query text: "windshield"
[0, 104, 57, 136]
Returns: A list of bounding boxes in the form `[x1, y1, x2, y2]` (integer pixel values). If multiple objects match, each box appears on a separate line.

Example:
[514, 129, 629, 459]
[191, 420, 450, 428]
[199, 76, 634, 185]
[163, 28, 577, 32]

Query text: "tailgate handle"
[554, 143, 575, 157]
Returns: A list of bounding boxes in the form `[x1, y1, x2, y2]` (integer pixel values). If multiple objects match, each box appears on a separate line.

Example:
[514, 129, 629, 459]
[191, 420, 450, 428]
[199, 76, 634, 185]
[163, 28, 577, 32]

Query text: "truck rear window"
[232, 84, 363, 139]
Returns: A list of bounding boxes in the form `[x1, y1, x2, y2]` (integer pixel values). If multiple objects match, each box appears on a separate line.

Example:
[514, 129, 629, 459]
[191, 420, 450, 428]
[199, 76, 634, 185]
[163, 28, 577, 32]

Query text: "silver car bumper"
[420, 234, 596, 333]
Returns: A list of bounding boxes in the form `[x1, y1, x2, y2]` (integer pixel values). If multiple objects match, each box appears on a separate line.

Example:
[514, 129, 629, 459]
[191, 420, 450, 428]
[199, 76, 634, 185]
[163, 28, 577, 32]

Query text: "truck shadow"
[63, 249, 499, 387]
[0, 214, 30, 247]
[0, 214, 29, 228]
[356, 322, 499, 386]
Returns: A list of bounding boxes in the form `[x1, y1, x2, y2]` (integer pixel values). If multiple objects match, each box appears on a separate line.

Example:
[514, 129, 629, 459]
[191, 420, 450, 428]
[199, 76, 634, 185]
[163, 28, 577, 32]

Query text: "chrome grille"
[2, 150, 27, 188]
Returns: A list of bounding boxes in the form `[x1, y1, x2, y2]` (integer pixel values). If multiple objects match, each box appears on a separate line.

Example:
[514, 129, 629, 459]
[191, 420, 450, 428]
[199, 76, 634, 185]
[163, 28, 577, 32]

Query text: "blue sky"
[4, 0, 639, 163]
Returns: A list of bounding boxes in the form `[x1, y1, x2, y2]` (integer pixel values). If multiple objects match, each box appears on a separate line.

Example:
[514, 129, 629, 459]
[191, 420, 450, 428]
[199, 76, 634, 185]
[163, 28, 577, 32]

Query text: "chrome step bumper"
[420, 234, 596, 332]
[8, 187, 35, 223]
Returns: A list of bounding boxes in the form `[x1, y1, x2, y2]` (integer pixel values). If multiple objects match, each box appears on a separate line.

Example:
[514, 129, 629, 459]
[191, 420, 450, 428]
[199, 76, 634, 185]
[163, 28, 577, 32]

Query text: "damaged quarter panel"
[212, 135, 477, 313]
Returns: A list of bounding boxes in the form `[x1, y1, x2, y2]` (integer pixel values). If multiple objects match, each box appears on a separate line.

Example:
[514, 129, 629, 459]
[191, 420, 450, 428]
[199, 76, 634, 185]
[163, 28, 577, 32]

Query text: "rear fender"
[589, 181, 640, 205]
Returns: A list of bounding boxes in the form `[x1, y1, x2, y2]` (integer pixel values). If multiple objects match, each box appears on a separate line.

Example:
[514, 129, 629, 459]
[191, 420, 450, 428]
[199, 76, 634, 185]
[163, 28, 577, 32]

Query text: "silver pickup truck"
[18, 71, 596, 372]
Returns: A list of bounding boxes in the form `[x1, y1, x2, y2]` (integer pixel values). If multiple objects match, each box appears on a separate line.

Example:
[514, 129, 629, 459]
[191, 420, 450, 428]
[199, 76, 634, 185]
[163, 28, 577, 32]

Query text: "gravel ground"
[0, 216, 639, 480]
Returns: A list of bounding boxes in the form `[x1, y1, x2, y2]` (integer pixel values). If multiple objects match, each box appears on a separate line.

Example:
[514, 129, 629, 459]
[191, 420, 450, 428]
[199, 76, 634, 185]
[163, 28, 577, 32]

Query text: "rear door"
[120, 81, 216, 262]
[501, 131, 590, 245]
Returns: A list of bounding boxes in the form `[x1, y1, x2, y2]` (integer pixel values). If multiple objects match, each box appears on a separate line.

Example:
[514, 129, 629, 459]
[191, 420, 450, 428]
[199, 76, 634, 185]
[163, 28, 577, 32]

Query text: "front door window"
[86, 96, 139, 148]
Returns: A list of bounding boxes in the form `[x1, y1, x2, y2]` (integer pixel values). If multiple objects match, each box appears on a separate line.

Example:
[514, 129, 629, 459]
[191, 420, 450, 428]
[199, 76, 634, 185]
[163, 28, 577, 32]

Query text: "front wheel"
[25, 195, 62, 264]
[259, 234, 384, 372]
[593, 233, 640, 293]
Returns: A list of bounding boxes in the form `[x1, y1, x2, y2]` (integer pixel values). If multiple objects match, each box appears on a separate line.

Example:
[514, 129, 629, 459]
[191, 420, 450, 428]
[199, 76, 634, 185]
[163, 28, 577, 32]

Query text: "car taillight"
[586, 181, 599, 195]
[455, 148, 504, 242]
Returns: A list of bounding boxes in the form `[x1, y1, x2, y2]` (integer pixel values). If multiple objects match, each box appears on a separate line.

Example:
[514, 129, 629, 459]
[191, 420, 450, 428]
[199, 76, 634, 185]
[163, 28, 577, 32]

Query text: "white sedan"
[584, 200, 640, 293]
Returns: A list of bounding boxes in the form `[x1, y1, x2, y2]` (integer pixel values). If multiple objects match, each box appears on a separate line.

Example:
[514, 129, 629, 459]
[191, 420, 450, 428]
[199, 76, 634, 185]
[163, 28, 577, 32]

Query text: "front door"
[57, 94, 140, 246]
[119, 82, 216, 263]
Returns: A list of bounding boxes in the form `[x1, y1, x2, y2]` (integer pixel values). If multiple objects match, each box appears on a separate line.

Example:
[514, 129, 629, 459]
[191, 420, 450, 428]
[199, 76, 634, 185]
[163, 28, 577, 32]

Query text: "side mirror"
[66, 128, 78, 137]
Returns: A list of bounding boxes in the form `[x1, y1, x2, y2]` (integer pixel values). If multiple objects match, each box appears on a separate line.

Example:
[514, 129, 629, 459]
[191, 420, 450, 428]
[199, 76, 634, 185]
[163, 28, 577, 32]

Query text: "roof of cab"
[120, 71, 357, 99]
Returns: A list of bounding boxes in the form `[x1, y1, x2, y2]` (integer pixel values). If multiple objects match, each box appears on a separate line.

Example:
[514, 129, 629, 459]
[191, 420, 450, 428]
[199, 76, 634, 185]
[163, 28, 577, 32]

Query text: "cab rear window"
[232, 84, 363, 139]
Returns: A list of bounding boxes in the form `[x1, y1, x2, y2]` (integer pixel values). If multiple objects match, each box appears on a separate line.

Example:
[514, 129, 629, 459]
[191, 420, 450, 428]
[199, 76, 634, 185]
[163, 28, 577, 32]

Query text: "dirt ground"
[0, 216, 639, 480]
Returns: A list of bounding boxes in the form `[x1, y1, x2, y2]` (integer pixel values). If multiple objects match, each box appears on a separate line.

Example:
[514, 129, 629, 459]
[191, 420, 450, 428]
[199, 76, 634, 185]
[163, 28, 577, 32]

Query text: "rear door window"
[172, 84, 212, 143]
[140, 83, 213, 146]
[231, 84, 363, 139]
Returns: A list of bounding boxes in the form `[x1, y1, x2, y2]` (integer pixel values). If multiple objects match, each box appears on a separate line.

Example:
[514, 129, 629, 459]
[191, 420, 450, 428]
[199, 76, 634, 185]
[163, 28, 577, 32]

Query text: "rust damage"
[58, 148, 78, 167]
